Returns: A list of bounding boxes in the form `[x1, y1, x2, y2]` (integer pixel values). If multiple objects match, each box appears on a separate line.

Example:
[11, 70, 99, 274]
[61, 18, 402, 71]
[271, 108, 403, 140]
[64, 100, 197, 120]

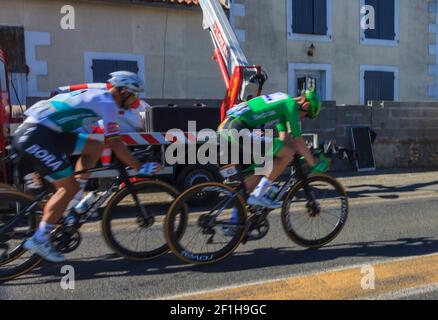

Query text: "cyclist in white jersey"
[12, 71, 160, 262]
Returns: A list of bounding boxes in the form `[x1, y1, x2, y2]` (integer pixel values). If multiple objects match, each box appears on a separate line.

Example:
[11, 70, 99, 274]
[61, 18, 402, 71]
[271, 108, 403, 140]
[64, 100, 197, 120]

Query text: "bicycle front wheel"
[281, 174, 349, 248]
[164, 182, 248, 265]
[101, 180, 184, 261]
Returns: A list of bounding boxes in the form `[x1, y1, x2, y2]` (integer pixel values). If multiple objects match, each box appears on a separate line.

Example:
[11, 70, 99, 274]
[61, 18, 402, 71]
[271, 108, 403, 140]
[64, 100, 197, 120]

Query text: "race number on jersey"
[227, 102, 250, 117]
[261, 92, 289, 104]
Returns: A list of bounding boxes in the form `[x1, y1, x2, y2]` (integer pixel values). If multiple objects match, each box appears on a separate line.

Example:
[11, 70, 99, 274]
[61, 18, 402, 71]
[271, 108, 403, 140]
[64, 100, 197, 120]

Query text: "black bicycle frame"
[0, 160, 149, 238]
[291, 156, 315, 202]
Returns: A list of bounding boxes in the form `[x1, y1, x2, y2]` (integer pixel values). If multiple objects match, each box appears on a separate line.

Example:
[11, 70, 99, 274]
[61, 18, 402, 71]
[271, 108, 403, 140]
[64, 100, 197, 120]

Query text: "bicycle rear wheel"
[281, 174, 349, 248]
[0, 190, 43, 282]
[164, 182, 247, 265]
[101, 180, 185, 261]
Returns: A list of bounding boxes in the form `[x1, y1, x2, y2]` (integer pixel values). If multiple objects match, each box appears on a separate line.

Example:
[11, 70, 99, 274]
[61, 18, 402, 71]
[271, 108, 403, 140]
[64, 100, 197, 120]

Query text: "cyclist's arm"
[107, 136, 141, 171]
[284, 102, 316, 167]
[273, 123, 287, 152]
[100, 102, 141, 171]
[293, 137, 315, 167]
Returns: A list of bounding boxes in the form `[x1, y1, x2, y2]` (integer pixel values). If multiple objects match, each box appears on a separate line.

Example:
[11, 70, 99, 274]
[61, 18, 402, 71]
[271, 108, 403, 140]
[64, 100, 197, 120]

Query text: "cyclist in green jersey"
[219, 90, 329, 212]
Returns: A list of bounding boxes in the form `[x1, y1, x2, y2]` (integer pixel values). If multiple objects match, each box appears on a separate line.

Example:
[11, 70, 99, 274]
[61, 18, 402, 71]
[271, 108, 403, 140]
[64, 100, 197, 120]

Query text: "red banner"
[0, 48, 6, 62]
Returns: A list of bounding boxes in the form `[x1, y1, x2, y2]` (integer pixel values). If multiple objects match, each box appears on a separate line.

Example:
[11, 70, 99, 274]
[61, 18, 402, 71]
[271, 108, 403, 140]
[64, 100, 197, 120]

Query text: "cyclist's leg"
[220, 118, 283, 201]
[63, 133, 103, 212]
[248, 133, 294, 208]
[43, 176, 80, 225]
[23, 174, 79, 262]
[71, 134, 104, 179]
[12, 123, 83, 261]
[264, 134, 294, 181]
[240, 140, 293, 194]
[245, 175, 261, 193]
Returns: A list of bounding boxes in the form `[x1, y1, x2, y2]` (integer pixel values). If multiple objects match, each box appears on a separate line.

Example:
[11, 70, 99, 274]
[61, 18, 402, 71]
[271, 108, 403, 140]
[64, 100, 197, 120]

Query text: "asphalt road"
[0, 171, 438, 300]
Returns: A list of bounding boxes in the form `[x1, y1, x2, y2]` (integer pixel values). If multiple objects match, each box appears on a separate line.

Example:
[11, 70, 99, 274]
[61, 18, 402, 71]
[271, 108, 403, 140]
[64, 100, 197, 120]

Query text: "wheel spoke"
[0, 193, 41, 281]
[282, 177, 347, 246]
[103, 181, 177, 259]
[165, 183, 245, 264]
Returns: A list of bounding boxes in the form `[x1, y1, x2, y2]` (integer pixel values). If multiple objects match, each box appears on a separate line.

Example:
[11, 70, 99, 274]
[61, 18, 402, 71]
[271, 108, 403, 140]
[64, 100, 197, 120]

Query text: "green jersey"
[226, 92, 302, 137]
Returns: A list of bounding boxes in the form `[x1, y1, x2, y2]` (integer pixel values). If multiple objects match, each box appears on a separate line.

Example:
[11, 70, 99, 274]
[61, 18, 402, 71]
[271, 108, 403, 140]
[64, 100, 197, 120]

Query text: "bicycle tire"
[0, 190, 43, 282]
[281, 174, 349, 248]
[101, 180, 185, 261]
[164, 182, 248, 265]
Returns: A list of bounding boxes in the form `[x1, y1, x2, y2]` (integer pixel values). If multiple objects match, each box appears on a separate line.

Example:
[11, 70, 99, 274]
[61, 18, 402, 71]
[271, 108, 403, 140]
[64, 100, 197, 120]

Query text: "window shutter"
[364, 0, 379, 39]
[364, 71, 379, 102]
[116, 60, 139, 74]
[379, 71, 395, 100]
[313, 0, 327, 35]
[292, 0, 314, 34]
[379, 0, 395, 40]
[92, 60, 139, 83]
[92, 59, 118, 83]
[364, 71, 394, 102]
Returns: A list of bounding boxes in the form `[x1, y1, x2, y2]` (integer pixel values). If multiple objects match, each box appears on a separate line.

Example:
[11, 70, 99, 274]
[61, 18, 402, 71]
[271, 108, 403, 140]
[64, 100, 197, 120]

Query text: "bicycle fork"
[301, 179, 321, 216]
[120, 175, 153, 227]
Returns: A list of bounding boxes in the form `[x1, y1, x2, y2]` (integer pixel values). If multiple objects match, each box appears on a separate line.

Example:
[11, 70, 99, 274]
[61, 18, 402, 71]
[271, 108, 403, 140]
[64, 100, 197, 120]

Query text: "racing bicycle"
[164, 142, 352, 265]
[0, 147, 186, 281]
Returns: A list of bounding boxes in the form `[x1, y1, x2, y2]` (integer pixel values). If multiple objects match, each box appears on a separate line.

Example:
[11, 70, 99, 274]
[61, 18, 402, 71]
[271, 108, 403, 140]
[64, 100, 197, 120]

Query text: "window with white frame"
[288, 63, 332, 100]
[360, 65, 399, 104]
[296, 71, 322, 96]
[287, 0, 332, 42]
[84, 52, 145, 96]
[360, 0, 399, 46]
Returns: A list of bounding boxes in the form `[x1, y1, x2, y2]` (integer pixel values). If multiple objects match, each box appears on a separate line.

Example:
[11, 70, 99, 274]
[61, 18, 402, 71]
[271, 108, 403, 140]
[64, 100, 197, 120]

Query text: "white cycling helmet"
[108, 71, 144, 94]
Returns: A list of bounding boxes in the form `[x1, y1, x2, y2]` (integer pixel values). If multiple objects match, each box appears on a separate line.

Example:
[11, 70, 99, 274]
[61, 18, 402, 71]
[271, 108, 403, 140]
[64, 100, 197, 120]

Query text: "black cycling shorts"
[12, 123, 90, 182]
[218, 117, 272, 170]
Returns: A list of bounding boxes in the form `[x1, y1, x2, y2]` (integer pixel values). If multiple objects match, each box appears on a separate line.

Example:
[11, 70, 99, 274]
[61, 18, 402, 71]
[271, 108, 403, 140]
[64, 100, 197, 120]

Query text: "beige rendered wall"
[0, 0, 226, 99]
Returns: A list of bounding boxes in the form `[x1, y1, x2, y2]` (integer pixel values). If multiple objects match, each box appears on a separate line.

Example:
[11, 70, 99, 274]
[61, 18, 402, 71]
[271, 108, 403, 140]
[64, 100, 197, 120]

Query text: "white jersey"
[24, 89, 120, 137]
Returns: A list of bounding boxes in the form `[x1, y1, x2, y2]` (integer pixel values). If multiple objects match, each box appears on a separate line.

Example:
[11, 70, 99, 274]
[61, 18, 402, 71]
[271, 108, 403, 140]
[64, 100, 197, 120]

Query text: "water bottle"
[75, 191, 97, 214]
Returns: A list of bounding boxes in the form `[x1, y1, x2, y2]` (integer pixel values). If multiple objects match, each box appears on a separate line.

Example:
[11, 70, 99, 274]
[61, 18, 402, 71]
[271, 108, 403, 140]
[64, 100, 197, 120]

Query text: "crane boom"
[200, 0, 249, 72]
[199, 0, 267, 120]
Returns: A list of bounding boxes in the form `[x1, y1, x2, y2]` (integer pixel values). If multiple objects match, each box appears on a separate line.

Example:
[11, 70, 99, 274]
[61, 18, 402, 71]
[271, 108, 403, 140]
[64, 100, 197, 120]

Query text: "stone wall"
[303, 101, 438, 169]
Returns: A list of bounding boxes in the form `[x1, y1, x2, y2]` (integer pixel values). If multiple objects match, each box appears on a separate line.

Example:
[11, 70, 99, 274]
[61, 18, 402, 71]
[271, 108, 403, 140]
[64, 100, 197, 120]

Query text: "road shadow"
[3, 236, 437, 286]
[345, 180, 438, 200]
[331, 168, 438, 179]
[195, 236, 438, 274]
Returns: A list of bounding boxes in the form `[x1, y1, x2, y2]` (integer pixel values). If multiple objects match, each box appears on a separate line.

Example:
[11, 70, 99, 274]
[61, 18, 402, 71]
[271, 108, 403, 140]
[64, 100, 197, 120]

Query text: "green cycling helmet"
[304, 89, 321, 119]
